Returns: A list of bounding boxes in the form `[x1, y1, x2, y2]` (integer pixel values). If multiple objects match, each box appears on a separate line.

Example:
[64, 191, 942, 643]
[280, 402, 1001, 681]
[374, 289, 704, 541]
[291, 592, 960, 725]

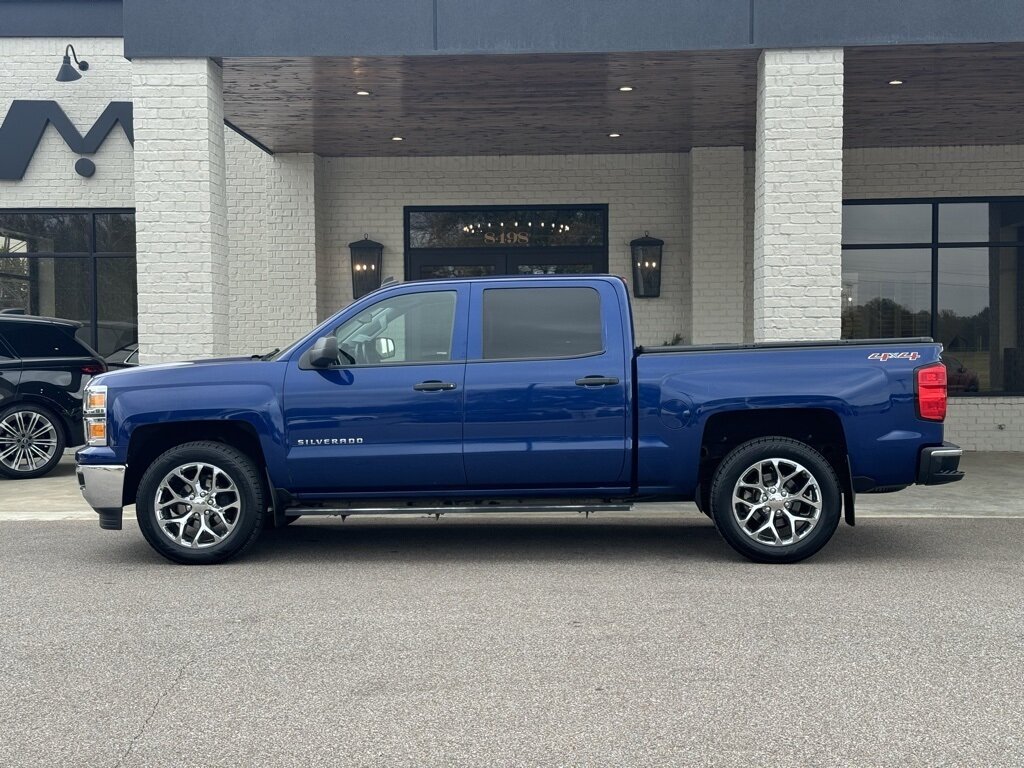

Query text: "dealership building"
[2, 0, 1023, 449]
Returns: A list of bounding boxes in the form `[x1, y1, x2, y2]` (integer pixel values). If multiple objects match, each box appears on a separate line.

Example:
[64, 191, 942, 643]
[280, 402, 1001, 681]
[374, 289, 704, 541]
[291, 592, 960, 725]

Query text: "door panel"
[462, 282, 629, 488]
[283, 286, 469, 494]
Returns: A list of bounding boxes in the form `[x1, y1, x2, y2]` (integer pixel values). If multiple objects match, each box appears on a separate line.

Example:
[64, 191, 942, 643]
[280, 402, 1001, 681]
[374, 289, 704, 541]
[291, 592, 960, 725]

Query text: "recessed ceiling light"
[608, 133, 621, 138]
[355, 89, 371, 96]
[888, 79, 904, 86]
[618, 86, 634, 92]
[391, 136, 404, 141]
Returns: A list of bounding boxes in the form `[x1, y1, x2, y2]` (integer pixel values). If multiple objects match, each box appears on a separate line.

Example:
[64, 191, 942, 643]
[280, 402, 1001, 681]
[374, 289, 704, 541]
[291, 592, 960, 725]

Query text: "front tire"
[709, 437, 841, 564]
[136, 441, 265, 564]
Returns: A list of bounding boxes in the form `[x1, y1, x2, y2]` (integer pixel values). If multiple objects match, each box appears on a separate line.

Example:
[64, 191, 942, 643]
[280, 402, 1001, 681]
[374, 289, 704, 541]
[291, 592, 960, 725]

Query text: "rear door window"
[481, 287, 603, 360]
[0, 322, 90, 358]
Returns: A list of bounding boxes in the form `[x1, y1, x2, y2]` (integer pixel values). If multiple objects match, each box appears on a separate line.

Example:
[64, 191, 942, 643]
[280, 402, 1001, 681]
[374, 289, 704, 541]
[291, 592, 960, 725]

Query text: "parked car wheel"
[0, 404, 66, 479]
[710, 437, 841, 564]
[136, 441, 266, 564]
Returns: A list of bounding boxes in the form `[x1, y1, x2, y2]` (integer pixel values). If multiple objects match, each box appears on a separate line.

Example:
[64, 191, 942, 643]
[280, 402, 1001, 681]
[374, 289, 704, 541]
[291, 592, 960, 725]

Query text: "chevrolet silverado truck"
[77, 275, 963, 565]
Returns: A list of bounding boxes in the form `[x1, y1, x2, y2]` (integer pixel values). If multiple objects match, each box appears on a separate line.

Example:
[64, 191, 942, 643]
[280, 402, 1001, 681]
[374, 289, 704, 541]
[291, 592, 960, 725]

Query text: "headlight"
[84, 384, 107, 446]
[85, 385, 107, 413]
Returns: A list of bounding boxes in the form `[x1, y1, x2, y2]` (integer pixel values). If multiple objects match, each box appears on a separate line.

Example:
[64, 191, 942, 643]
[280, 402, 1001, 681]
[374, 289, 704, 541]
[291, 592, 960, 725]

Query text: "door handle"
[575, 375, 620, 387]
[413, 380, 457, 392]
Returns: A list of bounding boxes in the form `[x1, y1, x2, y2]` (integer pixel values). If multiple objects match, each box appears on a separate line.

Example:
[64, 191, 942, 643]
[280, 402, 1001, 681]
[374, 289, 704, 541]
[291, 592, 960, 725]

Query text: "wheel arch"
[124, 420, 268, 507]
[697, 407, 855, 525]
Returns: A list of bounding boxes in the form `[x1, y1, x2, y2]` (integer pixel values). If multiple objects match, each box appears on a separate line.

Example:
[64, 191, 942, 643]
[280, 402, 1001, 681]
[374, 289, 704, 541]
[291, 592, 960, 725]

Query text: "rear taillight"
[916, 363, 947, 421]
[81, 362, 106, 375]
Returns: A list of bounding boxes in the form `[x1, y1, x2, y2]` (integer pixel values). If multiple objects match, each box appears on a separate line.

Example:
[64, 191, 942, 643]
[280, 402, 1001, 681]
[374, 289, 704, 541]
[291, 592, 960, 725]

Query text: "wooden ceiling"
[221, 50, 759, 156]
[844, 43, 1024, 147]
[221, 44, 1024, 157]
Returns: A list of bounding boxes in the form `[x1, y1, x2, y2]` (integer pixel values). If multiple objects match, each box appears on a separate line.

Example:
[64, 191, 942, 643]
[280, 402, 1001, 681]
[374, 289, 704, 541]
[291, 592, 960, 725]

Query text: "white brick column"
[690, 147, 745, 344]
[133, 59, 229, 363]
[263, 153, 319, 346]
[754, 49, 844, 341]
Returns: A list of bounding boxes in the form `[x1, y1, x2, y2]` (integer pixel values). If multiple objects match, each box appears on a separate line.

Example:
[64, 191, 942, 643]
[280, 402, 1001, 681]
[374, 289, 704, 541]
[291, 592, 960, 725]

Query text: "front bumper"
[76, 464, 126, 529]
[917, 443, 965, 485]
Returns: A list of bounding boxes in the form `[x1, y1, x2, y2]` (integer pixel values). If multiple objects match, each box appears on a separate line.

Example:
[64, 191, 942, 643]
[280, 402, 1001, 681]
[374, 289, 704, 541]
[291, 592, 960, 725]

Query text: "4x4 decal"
[868, 351, 921, 362]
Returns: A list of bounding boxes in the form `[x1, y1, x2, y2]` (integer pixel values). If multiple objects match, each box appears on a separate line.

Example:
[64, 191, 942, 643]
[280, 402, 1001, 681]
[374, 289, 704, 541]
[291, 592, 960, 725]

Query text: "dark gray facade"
[8, 0, 1024, 56]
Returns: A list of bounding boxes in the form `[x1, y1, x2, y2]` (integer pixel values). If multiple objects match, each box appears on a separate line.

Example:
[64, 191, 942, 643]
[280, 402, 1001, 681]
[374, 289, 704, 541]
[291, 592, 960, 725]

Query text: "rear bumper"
[76, 464, 126, 529]
[917, 443, 965, 485]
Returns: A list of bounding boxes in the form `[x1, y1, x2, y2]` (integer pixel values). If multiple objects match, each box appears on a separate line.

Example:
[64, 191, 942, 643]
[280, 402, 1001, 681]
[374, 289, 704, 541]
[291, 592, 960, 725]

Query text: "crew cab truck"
[77, 275, 963, 565]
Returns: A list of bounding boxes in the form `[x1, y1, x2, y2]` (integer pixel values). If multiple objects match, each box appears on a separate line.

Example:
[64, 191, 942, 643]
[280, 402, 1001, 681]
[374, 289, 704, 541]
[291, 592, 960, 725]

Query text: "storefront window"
[407, 207, 606, 249]
[841, 249, 931, 339]
[0, 211, 136, 357]
[842, 200, 1024, 394]
[405, 205, 609, 280]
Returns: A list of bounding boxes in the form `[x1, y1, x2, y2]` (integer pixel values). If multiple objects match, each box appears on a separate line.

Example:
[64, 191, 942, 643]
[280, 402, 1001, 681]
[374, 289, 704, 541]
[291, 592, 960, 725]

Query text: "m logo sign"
[0, 100, 133, 180]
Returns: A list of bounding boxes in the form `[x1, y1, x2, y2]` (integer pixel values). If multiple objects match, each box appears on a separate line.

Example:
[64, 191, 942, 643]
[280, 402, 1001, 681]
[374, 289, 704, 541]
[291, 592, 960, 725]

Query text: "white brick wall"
[225, 127, 270, 351]
[845, 145, 1024, 198]
[0, 38, 133, 208]
[316, 153, 690, 346]
[133, 58, 229, 363]
[690, 147, 745, 344]
[754, 48, 844, 342]
[943, 397, 1024, 452]
[262, 153, 318, 347]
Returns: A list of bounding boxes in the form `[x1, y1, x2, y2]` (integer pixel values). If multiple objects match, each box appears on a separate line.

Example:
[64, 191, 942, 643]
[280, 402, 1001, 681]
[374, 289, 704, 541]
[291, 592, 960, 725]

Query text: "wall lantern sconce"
[349, 235, 384, 299]
[56, 44, 89, 82]
[630, 232, 664, 298]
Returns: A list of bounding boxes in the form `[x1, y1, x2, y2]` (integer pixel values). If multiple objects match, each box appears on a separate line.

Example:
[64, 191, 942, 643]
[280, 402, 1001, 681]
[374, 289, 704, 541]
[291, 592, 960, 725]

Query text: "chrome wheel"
[153, 462, 242, 549]
[0, 410, 59, 474]
[731, 458, 822, 547]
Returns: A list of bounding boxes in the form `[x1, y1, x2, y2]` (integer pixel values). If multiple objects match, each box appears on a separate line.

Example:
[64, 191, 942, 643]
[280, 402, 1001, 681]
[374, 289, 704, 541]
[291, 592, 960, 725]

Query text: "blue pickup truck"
[77, 275, 963, 565]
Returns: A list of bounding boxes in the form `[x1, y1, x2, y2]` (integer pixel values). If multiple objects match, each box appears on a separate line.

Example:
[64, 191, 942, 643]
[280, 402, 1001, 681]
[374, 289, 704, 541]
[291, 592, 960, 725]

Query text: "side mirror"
[307, 336, 339, 368]
[375, 337, 396, 360]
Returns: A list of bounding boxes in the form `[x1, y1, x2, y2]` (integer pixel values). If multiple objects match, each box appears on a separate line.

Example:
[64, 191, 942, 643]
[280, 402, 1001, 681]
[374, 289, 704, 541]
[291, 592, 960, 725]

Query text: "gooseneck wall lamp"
[56, 44, 89, 82]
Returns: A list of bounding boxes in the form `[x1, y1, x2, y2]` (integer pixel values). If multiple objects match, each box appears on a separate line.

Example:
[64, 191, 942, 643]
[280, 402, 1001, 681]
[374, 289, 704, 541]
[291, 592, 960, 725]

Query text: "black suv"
[0, 316, 107, 479]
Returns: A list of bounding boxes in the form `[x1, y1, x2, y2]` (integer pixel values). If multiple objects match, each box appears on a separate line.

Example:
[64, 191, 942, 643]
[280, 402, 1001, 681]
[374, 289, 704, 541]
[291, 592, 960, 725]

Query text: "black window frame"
[403, 204, 609, 280]
[842, 195, 1024, 396]
[0, 208, 136, 355]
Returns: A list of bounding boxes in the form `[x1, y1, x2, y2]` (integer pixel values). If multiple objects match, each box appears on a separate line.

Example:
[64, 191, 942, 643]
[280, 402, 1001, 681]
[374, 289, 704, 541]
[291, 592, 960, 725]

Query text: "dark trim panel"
[123, 0, 1024, 58]
[3, 0, 123, 38]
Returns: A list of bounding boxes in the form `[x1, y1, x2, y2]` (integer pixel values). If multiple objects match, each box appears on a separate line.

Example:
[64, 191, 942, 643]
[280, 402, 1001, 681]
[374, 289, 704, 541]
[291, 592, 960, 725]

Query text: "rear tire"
[710, 437, 841, 564]
[136, 441, 265, 564]
[0, 404, 65, 479]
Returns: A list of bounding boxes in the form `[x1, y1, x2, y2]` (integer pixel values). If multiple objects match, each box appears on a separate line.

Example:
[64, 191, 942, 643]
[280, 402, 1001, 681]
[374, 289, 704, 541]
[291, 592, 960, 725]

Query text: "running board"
[286, 502, 634, 517]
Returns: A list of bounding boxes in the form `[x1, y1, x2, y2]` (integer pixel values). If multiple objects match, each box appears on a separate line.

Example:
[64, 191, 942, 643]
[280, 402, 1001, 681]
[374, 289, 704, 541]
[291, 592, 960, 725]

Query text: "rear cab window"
[481, 286, 603, 360]
[0, 321, 92, 358]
